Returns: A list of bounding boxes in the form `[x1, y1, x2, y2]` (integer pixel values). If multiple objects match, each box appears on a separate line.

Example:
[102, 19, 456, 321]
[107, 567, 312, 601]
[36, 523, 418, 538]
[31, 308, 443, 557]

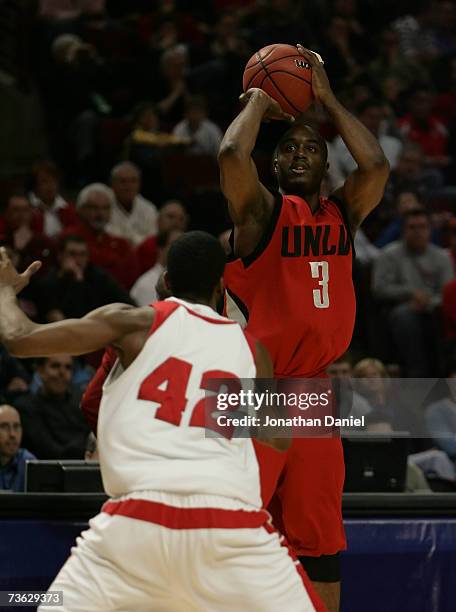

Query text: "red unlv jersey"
[224, 193, 356, 377]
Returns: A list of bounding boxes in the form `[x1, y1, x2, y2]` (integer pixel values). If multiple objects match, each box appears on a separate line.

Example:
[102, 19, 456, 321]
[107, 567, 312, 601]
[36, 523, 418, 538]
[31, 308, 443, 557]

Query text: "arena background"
[0, 1, 456, 611]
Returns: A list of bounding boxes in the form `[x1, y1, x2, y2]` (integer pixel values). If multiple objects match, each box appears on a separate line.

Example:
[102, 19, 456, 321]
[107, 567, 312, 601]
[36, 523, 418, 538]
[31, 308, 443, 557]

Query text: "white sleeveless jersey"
[98, 297, 261, 508]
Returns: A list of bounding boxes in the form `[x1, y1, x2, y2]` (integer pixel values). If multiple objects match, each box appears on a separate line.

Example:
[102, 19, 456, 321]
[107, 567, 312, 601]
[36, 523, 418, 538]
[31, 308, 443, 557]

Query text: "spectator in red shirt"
[399, 87, 450, 171]
[28, 161, 78, 237]
[136, 199, 189, 274]
[63, 183, 140, 289]
[0, 193, 56, 276]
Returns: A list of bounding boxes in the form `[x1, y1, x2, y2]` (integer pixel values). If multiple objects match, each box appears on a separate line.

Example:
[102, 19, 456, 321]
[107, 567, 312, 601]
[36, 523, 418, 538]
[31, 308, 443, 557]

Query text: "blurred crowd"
[1, 0, 456, 489]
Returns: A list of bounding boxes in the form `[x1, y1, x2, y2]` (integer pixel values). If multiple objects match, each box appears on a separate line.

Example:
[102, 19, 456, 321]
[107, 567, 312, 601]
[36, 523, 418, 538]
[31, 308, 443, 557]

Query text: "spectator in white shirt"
[172, 95, 223, 158]
[108, 162, 159, 246]
[328, 99, 402, 188]
[130, 229, 183, 306]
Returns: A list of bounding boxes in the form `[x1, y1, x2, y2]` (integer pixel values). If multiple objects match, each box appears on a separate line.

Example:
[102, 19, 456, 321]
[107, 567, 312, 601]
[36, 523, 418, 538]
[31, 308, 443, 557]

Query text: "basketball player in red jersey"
[218, 45, 390, 612]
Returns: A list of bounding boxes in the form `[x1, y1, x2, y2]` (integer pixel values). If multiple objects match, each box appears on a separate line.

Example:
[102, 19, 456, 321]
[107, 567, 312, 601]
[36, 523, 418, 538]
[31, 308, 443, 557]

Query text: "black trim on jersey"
[242, 191, 283, 268]
[328, 194, 356, 261]
[298, 553, 341, 582]
[225, 287, 250, 323]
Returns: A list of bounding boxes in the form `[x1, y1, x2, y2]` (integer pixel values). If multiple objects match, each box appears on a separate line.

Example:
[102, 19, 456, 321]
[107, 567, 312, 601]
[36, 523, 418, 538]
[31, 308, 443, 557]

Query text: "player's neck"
[282, 188, 320, 212]
[176, 294, 215, 310]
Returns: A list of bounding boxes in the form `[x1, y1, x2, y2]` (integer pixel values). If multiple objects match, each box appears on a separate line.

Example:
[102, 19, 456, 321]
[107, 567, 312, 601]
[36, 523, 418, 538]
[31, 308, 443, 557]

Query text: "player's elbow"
[218, 142, 248, 165]
[369, 154, 390, 175]
[3, 334, 30, 358]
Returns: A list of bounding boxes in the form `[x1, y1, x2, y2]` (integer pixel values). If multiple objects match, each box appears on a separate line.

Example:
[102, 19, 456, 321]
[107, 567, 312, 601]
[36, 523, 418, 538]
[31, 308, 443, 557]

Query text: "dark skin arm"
[0, 248, 153, 367]
[297, 45, 390, 232]
[218, 89, 294, 257]
[253, 340, 290, 452]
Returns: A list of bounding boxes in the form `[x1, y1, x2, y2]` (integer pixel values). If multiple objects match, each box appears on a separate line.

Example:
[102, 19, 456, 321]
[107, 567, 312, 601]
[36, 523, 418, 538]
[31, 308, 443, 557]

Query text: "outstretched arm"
[0, 248, 153, 358]
[218, 89, 293, 226]
[298, 46, 389, 231]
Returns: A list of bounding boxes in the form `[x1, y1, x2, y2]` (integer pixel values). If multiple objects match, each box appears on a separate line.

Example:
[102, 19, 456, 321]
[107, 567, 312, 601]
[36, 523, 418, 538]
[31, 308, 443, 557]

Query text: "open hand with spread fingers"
[296, 44, 334, 106]
[0, 246, 41, 294]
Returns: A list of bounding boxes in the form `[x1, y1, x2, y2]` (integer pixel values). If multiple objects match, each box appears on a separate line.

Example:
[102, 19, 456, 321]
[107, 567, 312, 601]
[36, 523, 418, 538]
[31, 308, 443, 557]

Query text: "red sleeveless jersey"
[224, 192, 356, 377]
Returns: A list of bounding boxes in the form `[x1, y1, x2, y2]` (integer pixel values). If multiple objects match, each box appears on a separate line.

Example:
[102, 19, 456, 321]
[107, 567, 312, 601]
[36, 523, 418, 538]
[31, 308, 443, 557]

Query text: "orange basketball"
[242, 43, 314, 117]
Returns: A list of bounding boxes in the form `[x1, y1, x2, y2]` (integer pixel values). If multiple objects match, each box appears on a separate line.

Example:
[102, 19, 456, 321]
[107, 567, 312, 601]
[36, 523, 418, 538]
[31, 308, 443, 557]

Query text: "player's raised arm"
[297, 45, 390, 231]
[0, 247, 153, 358]
[218, 89, 292, 226]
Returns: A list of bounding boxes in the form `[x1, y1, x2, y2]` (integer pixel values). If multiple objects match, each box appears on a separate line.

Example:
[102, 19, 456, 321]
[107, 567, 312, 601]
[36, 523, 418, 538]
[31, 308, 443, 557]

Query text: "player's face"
[275, 127, 327, 196]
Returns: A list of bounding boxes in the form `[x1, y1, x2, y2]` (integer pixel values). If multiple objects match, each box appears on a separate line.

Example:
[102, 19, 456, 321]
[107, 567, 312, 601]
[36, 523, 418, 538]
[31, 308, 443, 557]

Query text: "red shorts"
[254, 377, 346, 557]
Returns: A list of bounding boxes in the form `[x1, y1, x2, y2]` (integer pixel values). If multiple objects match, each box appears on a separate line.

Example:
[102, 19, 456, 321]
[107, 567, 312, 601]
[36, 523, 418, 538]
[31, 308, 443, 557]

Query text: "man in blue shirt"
[0, 403, 36, 491]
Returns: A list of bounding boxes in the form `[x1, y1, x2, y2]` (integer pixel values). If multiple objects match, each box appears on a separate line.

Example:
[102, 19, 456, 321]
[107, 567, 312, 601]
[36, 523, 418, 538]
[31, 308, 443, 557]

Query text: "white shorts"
[39, 492, 323, 612]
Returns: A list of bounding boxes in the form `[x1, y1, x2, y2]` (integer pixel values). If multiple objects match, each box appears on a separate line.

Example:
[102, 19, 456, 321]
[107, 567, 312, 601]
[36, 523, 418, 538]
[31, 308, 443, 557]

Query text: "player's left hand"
[296, 44, 334, 105]
[0, 246, 41, 294]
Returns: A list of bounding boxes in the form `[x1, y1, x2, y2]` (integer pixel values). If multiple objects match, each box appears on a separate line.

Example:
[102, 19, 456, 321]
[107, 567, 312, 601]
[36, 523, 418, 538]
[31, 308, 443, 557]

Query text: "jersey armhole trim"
[328, 194, 356, 260]
[147, 301, 180, 337]
[242, 190, 283, 268]
[226, 191, 283, 268]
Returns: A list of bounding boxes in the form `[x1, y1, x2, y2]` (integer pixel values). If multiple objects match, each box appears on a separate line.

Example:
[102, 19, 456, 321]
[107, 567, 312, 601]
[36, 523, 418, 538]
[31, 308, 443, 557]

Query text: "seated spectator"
[124, 102, 190, 200]
[172, 95, 223, 157]
[29, 357, 94, 395]
[14, 355, 89, 460]
[125, 102, 190, 151]
[136, 199, 189, 275]
[352, 358, 393, 415]
[0, 344, 30, 399]
[383, 142, 443, 206]
[375, 191, 425, 248]
[130, 229, 182, 305]
[399, 87, 450, 172]
[392, 0, 437, 62]
[326, 353, 373, 421]
[328, 99, 402, 187]
[353, 229, 379, 266]
[33, 235, 133, 322]
[28, 161, 78, 237]
[0, 404, 36, 492]
[84, 432, 98, 461]
[426, 359, 456, 464]
[373, 209, 454, 376]
[0, 193, 56, 276]
[154, 45, 190, 127]
[107, 161, 159, 246]
[368, 29, 427, 97]
[63, 183, 140, 289]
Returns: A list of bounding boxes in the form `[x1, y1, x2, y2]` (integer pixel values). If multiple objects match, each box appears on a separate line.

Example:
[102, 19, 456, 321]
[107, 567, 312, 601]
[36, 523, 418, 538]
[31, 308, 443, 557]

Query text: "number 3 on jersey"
[309, 261, 330, 308]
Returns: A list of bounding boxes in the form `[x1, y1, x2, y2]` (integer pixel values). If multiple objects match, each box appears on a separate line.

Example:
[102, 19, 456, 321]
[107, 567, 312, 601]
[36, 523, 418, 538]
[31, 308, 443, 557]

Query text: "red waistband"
[102, 498, 269, 529]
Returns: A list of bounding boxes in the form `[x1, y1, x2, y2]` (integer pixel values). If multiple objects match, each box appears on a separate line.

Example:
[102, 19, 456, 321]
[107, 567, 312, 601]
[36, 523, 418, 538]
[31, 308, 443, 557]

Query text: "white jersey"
[98, 297, 261, 508]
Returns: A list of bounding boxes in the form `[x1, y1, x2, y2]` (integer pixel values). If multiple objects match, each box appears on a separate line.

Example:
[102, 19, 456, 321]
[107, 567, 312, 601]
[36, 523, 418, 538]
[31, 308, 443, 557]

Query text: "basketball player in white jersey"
[0, 234, 324, 612]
